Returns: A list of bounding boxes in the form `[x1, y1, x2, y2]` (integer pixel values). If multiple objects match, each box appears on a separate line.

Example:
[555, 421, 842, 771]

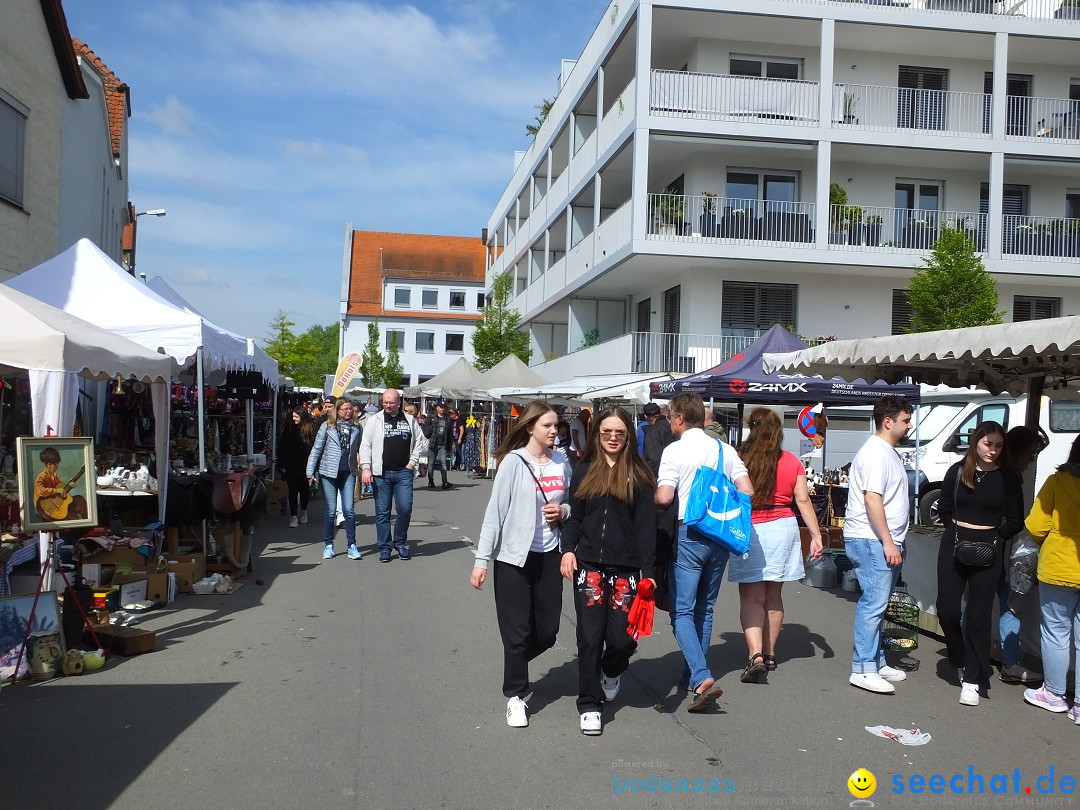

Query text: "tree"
[383, 332, 404, 389]
[361, 321, 385, 387]
[472, 272, 531, 371]
[263, 311, 340, 386]
[264, 310, 296, 360]
[525, 98, 554, 137]
[906, 225, 1003, 332]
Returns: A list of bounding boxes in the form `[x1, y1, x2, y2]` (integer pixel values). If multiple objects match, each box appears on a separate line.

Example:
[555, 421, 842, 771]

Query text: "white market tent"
[471, 355, 548, 397]
[490, 372, 681, 406]
[403, 357, 482, 400]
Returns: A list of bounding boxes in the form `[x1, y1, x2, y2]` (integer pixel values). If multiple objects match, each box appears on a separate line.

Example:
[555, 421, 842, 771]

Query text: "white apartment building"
[484, 0, 1080, 380]
[339, 228, 486, 388]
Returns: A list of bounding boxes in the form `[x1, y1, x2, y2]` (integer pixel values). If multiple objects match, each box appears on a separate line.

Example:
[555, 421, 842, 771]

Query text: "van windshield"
[899, 401, 967, 446]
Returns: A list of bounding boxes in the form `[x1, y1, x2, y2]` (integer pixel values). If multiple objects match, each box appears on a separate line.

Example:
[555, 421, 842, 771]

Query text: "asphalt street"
[3, 474, 1077, 810]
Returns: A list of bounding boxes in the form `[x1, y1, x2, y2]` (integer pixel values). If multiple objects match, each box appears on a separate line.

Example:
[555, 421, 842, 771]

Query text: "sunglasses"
[599, 429, 627, 439]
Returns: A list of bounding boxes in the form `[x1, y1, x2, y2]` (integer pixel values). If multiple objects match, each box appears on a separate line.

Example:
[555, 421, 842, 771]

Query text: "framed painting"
[15, 436, 98, 532]
[0, 591, 63, 681]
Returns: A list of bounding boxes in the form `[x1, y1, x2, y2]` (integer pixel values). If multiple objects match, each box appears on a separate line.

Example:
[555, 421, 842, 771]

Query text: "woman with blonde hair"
[560, 407, 656, 735]
[306, 397, 362, 560]
[470, 402, 572, 728]
[730, 408, 823, 682]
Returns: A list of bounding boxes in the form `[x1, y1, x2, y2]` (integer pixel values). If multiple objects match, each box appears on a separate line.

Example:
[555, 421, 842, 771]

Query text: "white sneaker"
[288, 516, 299, 528]
[579, 711, 602, 736]
[878, 665, 907, 683]
[506, 696, 528, 728]
[299, 509, 308, 524]
[849, 672, 895, 694]
[601, 673, 621, 702]
[959, 682, 980, 706]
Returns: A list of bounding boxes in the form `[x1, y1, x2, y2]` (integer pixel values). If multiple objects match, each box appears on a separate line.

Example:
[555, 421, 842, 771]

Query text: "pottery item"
[27, 629, 63, 680]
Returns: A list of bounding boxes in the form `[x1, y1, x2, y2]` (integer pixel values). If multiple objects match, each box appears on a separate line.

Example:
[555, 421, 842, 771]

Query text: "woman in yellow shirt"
[1022, 434, 1080, 722]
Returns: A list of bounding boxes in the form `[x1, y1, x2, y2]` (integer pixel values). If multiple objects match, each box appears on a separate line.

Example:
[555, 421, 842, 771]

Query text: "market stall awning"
[471, 355, 548, 398]
[491, 372, 679, 406]
[655, 324, 920, 404]
[403, 357, 482, 399]
[762, 316, 1080, 398]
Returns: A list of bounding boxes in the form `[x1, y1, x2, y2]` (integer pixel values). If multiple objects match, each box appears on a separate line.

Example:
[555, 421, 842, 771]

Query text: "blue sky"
[63, 0, 610, 340]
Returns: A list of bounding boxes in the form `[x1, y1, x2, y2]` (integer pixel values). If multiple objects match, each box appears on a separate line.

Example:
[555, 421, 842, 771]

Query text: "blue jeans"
[319, 470, 355, 547]
[668, 525, 729, 690]
[373, 468, 414, 551]
[997, 569, 1021, 666]
[845, 537, 905, 674]
[1038, 582, 1080, 698]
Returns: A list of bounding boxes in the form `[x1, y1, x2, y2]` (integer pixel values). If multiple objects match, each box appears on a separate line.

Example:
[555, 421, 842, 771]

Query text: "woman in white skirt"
[729, 408, 823, 682]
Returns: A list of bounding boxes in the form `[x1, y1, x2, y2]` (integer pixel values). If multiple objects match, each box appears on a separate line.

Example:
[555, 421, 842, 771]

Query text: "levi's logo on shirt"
[535, 474, 565, 495]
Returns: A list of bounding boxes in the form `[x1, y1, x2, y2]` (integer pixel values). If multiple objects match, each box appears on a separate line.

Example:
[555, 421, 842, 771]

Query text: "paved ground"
[3, 474, 1078, 809]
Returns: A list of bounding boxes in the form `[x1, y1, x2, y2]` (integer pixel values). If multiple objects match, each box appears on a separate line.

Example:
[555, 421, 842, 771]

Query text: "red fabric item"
[626, 578, 656, 640]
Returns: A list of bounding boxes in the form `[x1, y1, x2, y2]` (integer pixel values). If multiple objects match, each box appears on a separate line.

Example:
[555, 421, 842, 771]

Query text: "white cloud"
[140, 96, 199, 135]
[173, 267, 230, 288]
[282, 140, 328, 160]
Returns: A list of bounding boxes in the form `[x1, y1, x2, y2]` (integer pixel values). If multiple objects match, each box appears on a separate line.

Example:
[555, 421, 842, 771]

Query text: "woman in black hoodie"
[560, 406, 656, 736]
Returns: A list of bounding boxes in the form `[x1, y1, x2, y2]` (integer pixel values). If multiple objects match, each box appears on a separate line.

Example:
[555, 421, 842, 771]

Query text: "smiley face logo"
[847, 768, 876, 798]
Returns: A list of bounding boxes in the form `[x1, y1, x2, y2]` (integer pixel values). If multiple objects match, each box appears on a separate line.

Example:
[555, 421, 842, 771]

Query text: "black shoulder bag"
[950, 471, 998, 567]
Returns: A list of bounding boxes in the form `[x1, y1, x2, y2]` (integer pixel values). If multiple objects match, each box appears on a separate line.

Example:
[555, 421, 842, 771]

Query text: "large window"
[445, 333, 464, 353]
[721, 281, 796, 337]
[415, 331, 435, 352]
[725, 170, 797, 215]
[449, 291, 466, 310]
[385, 329, 405, 351]
[729, 55, 801, 80]
[1013, 295, 1061, 321]
[422, 289, 438, 308]
[0, 91, 28, 206]
[394, 288, 411, 308]
[477, 292, 486, 310]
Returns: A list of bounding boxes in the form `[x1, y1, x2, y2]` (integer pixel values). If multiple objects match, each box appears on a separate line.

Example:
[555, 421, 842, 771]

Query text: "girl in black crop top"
[935, 421, 1023, 705]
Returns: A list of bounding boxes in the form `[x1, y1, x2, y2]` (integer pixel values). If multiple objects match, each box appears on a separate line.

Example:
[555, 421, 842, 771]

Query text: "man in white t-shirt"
[843, 395, 914, 694]
[656, 394, 753, 711]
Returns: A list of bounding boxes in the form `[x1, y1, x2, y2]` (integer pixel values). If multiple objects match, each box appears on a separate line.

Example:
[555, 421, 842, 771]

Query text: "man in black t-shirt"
[423, 401, 454, 490]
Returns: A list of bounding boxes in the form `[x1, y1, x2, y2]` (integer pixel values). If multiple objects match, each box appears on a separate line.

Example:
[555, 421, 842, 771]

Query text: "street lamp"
[127, 208, 166, 276]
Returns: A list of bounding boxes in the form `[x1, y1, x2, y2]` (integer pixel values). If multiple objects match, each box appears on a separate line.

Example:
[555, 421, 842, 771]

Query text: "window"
[416, 331, 435, 352]
[721, 281, 796, 337]
[477, 292, 486, 310]
[445, 333, 464, 353]
[1049, 400, 1080, 432]
[1013, 295, 1061, 321]
[422, 289, 438, 308]
[897, 66, 948, 131]
[892, 289, 912, 335]
[416, 375, 435, 385]
[394, 288, 411, 308]
[385, 329, 405, 351]
[449, 291, 466, 309]
[0, 91, 28, 206]
[725, 170, 797, 216]
[729, 55, 801, 80]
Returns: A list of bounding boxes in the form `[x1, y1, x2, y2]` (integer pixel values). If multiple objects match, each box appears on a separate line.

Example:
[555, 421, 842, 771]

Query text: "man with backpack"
[655, 394, 754, 712]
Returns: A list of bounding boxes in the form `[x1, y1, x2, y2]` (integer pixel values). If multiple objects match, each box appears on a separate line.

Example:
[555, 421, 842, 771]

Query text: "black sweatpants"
[936, 526, 1002, 687]
[284, 467, 310, 517]
[573, 561, 639, 712]
[493, 550, 563, 698]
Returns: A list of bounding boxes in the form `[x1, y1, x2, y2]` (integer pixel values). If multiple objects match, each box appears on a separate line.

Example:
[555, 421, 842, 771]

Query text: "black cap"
[643, 402, 661, 416]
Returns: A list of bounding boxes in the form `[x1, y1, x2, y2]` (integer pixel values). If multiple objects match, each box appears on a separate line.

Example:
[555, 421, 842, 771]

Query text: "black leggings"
[936, 526, 1002, 687]
[284, 467, 310, 517]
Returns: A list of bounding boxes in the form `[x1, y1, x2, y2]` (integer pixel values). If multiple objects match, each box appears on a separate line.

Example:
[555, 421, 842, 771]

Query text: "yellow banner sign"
[330, 352, 363, 397]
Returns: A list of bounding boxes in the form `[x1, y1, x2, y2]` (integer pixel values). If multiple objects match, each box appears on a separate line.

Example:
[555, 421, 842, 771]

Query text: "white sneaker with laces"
[1067, 704, 1080, 725]
[1024, 685, 1069, 713]
[288, 516, 299, 528]
[299, 509, 308, 524]
[506, 696, 528, 728]
[580, 711, 602, 736]
[601, 673, 621, 702]
[959, 682, 980, 706]
[878, 665, 907, 683]
[849, 672, 895, 694]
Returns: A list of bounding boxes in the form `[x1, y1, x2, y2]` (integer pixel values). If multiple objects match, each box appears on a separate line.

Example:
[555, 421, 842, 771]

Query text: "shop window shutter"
[0, 99, 25, 205]
[892, 289, 912, 335]
[1013, 296, 1060, 322]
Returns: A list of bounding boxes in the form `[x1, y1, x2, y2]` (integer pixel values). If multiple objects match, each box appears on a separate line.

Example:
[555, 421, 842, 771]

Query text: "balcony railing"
[789, 0, 1080, 23]
[1017, 95, 1080, 141]
[1003, 215, 1080, 258]
[651, 71, 823, 125]
[836, 84, 990, 137]
[827, 205, 988, 251]
[648, 194, 816, 245]
[631, 332, 760, 374]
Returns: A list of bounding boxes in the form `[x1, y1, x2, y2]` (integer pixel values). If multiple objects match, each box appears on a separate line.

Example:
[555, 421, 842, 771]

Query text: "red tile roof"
[348, 231, 486, 318]
[72, 37, 128, 157]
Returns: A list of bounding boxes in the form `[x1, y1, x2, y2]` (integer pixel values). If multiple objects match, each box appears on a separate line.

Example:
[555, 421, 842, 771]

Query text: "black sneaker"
[442, 482, 453, 490]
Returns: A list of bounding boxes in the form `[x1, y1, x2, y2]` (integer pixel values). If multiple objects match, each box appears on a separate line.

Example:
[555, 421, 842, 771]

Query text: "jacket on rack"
[560, 461, 657, 580]
[306, 421, 362, 479]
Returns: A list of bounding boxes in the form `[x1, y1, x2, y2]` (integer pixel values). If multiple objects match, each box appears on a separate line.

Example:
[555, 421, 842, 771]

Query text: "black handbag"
[950, 474, 998, 567]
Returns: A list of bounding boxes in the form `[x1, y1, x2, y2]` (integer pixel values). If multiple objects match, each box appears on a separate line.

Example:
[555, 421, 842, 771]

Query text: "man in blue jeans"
[359, 389, 425, 562]
[655, 394, 753, 712]
[843, 395, 914, 694]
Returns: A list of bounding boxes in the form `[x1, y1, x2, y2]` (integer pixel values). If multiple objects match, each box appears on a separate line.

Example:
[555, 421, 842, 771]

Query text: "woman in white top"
[470, 402, 571, 729]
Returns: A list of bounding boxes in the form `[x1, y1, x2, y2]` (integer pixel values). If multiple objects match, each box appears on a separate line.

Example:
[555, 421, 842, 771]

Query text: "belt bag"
[953, 525, 998, 567]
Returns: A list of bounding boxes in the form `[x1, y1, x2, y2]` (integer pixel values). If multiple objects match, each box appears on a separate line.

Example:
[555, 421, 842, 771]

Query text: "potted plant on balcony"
[1056, 0, 1080, 20]
[842, 92, 858, 125]
[700, 191, 718, 237]
[655, 187, 684, 235]
[865, 214, 884, 247]
[829, 182, 849, 244]
[843, 204, 865, 245]
[1063, 218, 1080, 257]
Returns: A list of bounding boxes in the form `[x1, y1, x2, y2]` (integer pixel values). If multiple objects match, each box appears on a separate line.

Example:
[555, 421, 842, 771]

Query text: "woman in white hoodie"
[470, 402, 572, 729]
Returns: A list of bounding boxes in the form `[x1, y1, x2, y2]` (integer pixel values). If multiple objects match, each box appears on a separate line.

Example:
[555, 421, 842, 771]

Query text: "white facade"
[485, 0, 1080, 378]
[340, 277, 485, 386]
[59, 51, 128, 264]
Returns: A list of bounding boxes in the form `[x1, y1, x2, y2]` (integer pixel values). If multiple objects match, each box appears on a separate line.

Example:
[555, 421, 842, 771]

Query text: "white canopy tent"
[403, 357, 482, 400]
[8, 239, 256, 470]
[490, 372, 681, 407]
[471, 355, 548, 397]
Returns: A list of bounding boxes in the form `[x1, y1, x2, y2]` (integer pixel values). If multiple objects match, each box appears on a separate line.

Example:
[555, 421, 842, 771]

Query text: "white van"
[900, 387, 1080, 525]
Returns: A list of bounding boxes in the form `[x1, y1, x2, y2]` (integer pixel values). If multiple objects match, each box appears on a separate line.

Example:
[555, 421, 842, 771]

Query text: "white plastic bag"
[1009, 533, 1039, 595]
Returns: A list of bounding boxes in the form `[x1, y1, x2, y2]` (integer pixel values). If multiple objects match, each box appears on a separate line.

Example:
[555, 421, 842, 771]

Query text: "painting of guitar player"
[15, 436, 98, 531]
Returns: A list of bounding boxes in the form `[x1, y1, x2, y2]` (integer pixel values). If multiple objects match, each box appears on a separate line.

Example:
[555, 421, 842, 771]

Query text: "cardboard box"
[81, 546, 153, 568]
[142, 572, 169, 603]
[166, 554, 206, 593]
[112, 576, 148, 606]
[94, 625, 156, 656]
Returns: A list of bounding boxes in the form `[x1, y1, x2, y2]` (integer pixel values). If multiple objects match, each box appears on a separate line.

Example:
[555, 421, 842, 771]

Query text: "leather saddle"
[209, 473, 259, 514]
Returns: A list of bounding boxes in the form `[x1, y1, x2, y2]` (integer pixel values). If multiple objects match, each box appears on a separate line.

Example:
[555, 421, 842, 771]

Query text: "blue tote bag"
[683, 439, 752, 555]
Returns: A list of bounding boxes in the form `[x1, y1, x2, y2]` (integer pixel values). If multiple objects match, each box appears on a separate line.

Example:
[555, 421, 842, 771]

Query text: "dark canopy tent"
[649, 325, 921, 404]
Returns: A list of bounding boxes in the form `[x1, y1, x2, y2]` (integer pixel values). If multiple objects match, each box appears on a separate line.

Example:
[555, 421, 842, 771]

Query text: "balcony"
[1003, 215, 1080, 258]
[786, 0, 1080, 23]
[826, 205, 988, 252]
[836, 84, 989, 137]
[647, 194, 817, 245]
[651, 71, 824, 126]
[532, 331, 759, 376]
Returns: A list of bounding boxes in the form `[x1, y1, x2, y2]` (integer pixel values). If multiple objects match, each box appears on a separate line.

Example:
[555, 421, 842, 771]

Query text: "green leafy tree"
[263, 311, 341, 386]
[361, 321, 385, 387]
[525, 98, 554, 137]
[472, 272, 531, 371]
[383, 332, 404, 389]
[264, 310, 296, 361]
[906, 225, 1003, 332]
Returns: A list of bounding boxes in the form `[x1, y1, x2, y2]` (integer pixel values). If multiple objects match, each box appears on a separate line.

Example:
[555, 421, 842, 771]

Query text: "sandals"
[687, 678, 724, 713]
[740, 653, 768, 683]
[763, 655, 777, 672]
